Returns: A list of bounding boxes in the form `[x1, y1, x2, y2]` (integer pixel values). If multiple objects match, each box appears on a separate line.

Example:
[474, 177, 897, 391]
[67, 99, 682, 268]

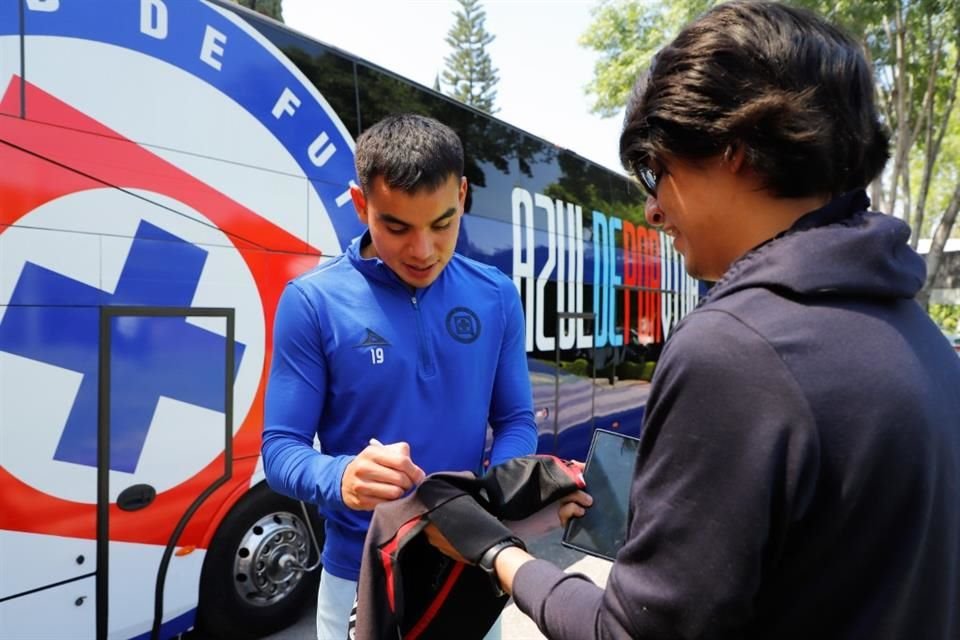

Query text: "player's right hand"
[340, 441, 426, 511]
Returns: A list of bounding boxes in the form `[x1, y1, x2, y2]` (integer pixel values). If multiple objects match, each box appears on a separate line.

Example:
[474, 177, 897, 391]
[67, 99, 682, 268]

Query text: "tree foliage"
[580, 0, 960, 307]
[441, 0, 500, 114]
[579, 0, 711, 118]
[929, 303, 960, 331]
[232, 0, 284, 22]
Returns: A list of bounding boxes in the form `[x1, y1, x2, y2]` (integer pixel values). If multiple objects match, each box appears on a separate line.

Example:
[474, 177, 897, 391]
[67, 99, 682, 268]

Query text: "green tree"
[441, 0, 500, 114]
[232, 0, 284, 22]
[580, 0, 711, 117]
[929, 303, 960, 331]
[580, 0, 960, 307]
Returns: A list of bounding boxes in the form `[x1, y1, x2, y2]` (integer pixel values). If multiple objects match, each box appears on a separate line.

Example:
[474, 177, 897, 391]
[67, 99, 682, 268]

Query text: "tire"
[195, 482, 324, 639]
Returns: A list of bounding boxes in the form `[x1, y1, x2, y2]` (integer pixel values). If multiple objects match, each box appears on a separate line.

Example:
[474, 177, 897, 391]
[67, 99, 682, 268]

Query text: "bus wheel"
[195, 482, 324, 639]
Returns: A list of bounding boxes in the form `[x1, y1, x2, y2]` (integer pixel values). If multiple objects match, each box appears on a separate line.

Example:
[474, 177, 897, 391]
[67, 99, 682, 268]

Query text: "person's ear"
[458, 176, 468, 213]
[723, 144, 746, 174]
[350, 185, 368, 225]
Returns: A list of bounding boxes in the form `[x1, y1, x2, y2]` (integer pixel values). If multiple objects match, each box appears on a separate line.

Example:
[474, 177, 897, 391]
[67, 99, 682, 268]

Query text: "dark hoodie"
[513, 191, 960, 639]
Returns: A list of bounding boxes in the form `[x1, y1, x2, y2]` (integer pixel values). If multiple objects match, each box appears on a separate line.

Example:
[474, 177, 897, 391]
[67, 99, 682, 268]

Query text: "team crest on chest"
[446, 307, 481, 344]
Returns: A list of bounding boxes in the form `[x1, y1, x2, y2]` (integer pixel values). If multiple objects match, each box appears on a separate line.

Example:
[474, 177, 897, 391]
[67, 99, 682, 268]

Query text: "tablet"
[561, 429, 641, 561]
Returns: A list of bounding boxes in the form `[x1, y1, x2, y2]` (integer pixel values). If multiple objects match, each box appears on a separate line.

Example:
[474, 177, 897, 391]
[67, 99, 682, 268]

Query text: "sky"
[280, 0, 627, 175]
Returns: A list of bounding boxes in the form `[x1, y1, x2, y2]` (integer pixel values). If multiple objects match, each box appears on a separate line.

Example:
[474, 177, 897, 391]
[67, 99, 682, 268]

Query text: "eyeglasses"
[636, 164, 659, 198]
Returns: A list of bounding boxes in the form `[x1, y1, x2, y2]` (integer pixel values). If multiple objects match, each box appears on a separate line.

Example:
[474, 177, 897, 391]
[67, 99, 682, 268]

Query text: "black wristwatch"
[477, 536, 525, 597]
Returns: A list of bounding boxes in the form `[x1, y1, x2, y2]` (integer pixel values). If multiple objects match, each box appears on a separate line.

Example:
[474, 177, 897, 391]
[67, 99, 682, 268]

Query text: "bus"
[0, 1, 698, 638]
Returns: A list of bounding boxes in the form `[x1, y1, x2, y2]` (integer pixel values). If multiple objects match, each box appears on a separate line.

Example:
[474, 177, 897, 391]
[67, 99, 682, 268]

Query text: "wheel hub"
[232, 511, 312, 607]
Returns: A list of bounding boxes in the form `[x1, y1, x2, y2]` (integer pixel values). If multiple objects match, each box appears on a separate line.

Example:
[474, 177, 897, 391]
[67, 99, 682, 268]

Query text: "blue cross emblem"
[0, 221, 245, 473]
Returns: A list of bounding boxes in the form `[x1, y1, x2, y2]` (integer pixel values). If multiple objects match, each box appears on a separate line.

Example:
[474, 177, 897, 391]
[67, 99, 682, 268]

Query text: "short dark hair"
[354, 114, 464, 193]
[620, 1, 890, 198]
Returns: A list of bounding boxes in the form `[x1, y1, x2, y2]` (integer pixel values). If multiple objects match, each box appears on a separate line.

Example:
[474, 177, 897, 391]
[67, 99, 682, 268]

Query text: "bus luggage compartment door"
[97, 306, 235, 640]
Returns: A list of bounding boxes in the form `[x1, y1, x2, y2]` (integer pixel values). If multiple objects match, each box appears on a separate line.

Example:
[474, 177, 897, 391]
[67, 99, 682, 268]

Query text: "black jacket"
[513, 191, 960, 639]
[353, 456, 584, 640]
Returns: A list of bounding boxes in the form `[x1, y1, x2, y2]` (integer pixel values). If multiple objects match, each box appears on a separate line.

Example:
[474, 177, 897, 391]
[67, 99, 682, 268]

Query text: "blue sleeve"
[262, 282, 353, 512]
[487, 279, 538, 466]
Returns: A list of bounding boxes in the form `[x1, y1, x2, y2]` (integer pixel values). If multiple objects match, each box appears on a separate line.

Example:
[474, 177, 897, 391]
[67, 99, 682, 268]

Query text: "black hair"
[620, 1, 890, 198]
[354, 113, 464, 193]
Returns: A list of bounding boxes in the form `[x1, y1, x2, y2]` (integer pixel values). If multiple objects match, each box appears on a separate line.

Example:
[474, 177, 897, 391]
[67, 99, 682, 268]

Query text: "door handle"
[117, 484, 156, 511]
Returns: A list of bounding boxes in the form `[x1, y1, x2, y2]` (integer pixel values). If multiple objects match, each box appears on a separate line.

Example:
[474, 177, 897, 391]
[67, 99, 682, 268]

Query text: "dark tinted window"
[233, 11, 360, 136]
[608, 176, 647, 229]
[355, 64, 552, 227]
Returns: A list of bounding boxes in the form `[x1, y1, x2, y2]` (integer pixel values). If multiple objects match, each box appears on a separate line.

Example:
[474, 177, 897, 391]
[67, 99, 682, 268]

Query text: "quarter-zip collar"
[346, 231, 439, 299]
[347, 231, 439, 377]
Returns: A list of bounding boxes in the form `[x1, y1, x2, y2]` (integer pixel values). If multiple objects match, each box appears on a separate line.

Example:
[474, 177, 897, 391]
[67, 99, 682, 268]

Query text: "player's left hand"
[558, 490, 593, 527]
[505, 488, 593, 537]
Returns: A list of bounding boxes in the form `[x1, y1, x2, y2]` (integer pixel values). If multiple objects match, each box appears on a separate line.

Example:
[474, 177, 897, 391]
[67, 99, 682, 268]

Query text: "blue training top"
[262, 233, 538, 580]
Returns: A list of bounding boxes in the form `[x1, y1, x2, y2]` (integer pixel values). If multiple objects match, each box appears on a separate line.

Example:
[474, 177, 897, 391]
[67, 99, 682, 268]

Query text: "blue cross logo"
[0, 221, 245, 473]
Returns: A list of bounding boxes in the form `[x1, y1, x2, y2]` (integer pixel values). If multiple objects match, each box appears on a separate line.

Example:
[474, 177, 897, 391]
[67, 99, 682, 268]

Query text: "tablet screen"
[561, 429, 640, 561]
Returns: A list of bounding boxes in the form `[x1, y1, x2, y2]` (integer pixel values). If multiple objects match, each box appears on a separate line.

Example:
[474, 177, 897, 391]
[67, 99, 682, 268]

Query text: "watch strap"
[477, 536, 525, 596]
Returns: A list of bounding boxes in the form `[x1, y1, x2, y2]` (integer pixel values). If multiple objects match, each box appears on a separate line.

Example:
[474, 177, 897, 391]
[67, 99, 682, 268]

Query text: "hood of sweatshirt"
[703, 190, 926, 305]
